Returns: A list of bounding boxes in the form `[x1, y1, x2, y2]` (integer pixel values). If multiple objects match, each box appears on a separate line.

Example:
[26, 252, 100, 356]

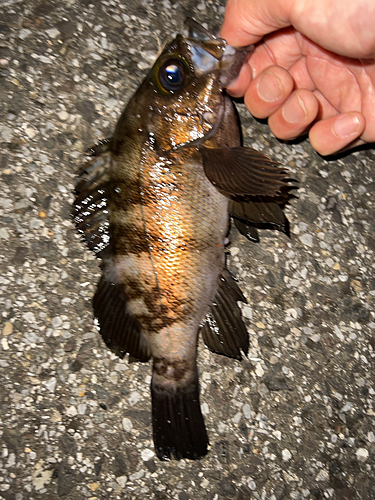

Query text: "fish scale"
[72, 18, 292, 460]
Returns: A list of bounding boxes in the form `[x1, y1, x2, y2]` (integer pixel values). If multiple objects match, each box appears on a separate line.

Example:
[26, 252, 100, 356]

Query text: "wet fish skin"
[108, 84, 238, 461]
[72, 18, 291, 460]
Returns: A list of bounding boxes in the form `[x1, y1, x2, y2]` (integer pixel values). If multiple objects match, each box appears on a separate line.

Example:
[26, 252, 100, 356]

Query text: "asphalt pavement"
[0, 0, 374, 499]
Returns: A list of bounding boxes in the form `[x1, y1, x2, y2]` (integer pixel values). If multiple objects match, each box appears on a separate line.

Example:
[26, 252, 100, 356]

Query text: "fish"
[72, 18, 291, 461]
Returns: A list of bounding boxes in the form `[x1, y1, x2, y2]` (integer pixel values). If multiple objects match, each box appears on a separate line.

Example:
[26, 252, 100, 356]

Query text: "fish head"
[131, 18, 253, 152]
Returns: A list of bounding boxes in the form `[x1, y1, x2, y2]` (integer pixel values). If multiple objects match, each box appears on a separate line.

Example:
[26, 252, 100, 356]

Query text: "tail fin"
[151, 366, 208, 460]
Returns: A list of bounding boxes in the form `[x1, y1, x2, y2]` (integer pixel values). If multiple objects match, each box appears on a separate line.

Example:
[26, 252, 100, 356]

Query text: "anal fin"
[201, 269, 248, 360]
[93, 275, 151, 362]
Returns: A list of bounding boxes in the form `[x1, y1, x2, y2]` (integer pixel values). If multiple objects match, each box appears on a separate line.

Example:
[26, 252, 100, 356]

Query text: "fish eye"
[157, 56, 190, 93]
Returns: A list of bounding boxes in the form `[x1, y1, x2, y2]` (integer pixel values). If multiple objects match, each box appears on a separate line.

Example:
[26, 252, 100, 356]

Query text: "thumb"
[220, 0, 293, 46]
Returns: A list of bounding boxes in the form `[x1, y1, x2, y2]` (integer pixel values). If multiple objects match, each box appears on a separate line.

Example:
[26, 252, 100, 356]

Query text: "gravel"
[0, 0, 374, 499]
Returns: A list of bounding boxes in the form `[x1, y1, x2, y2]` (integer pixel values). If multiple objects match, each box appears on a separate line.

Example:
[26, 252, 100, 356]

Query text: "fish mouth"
[183, 18, 253, 87]
[183, 17, 226, 60]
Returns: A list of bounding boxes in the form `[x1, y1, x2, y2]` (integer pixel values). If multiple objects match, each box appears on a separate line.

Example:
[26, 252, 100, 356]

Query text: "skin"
[221, 0, 375, 155]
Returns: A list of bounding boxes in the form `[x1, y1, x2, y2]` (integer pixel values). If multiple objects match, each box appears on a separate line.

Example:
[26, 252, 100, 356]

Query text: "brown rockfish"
[72, 19, 290, 460]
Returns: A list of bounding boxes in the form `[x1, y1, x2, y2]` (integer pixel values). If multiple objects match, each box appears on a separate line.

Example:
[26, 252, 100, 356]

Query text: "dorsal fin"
[72, 149, 112, 258]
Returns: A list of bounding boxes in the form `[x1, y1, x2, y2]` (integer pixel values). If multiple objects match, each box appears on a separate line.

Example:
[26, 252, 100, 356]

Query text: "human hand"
[221, 0, 375, 155]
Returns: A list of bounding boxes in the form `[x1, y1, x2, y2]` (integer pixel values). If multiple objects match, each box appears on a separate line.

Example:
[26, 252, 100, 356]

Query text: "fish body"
[73, 19, 290, 460]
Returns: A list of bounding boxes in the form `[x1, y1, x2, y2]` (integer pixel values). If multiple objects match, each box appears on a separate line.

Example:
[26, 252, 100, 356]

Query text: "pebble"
[1, 338, 9, 350]
[7, 453, 15, 466]
[242, 305, 253, 319]
[218, 422, 228, 434]
[273, 430, 282, 440]
[57, 111, 69, 121]
[315, 469, 329, 481]
[286, 308, 298, 319]
[141, 449, 154, 461]
[255, 364, 264, 377]
[338, 274, 349, 282]
[32, 463, 53, 491]
[46, 28, 61, 38]
[18, 29, 32, 39]
[242, 404, 252, 419]
[129, 470, 144, 481]
[299, 233, 313, 247]
[23, 311, 36, 323]
[39, 55, 53, 64]
[2, 322, 13, 336]
[0, 227, 11, 239]
[29, 218, 42, 229]
[66, 405, 78, 417]
[88, 483, 100, 492]
[232, 412, 242, 424]
[44, 377, 57, 393]
[128, 392, 141, 406]
[341, 402, 353, 412]
[137, 61, 150, 70]
[356, 448, 369, 461]
[52, 316, 63, 328]
[201, 402, 209, 415]
[248, 480, 256, 491]
[0, 126, 13, 142]
[116, 476, 127, 488]
[25, 127, 37, 139]
[122, 418, 133, 432]
[282, 449, 292, 461]
[77, 404, 87, 415]
[200, 478, 209, 489]
[105, 98, 119, 110]
[310, 334, 321, 342]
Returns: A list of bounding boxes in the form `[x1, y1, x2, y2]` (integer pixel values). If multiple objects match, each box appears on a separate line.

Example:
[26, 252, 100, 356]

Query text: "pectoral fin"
[201, 146, 289, 197]
[201, 269, 248, 360]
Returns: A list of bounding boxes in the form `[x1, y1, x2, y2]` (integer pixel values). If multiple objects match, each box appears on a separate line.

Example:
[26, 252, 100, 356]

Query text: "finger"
[268, 89, 319, 139]
[309, 112, 366, 156]
[225, 63, 252, 97]
[243, 66, 294, 119]
[313, 91, 339, 120]
[340, 137, 366, 153]
[251, 28, 305, 75]
[221, 0, 292, 47]
[222, 0, 375, 59]
[288, 56, 316, 91]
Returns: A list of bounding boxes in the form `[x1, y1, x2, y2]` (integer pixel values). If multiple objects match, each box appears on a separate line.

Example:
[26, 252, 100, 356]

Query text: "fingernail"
[282, 93, 307, 124]
[257, 71, 283, 102]
[333, 113, 361, 138]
